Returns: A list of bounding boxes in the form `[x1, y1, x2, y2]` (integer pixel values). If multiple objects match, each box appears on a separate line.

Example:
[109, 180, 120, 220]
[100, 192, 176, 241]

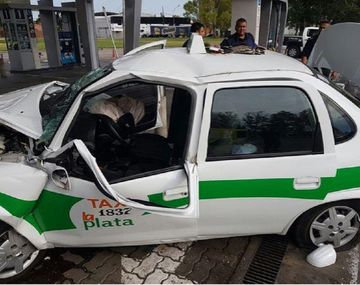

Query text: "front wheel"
[293, 202, 360, 251]
[0, 222, 45, 282]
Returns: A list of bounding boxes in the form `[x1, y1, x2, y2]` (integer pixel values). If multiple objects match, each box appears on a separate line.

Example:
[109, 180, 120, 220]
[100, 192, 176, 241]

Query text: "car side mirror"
[51, 167, 71, 190]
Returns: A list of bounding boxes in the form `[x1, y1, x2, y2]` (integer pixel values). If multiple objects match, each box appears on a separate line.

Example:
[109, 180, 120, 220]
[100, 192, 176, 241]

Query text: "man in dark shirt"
[220, 18, 257, 49]
[301, 20, 331, 65]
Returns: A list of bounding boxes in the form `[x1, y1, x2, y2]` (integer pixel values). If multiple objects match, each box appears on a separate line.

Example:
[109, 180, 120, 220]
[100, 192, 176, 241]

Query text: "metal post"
[277, 0, 288, 52]
[103, 6, 118, 58]
[38, 0, 62, 67]
[123, 0, 142, 54]
[76, 0, 99, 70]
[258, 0, 272, 47]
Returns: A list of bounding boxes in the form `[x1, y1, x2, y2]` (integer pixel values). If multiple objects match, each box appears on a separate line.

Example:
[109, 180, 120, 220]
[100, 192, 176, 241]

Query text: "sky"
[30, 0, 187, 16]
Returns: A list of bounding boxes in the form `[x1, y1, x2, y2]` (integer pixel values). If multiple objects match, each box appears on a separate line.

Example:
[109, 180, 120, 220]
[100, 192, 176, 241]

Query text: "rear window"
[321, 94, 356, 144]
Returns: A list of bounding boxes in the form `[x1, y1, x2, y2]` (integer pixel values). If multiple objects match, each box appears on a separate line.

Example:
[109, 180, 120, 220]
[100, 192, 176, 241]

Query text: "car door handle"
[163, 187, 188, 201]
[294, 177, 321, 190]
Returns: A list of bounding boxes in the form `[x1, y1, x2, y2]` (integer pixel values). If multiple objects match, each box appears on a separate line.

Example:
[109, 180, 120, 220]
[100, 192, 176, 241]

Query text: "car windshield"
[38, 65, 113, 147]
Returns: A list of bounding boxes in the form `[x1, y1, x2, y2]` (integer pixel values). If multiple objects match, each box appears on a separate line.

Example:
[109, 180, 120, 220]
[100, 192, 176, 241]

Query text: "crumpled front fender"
[0, 162, 50, 249]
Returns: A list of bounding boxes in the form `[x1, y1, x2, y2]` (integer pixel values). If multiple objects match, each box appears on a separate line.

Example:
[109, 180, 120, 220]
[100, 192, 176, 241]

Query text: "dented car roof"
[112, 48, 313, 83]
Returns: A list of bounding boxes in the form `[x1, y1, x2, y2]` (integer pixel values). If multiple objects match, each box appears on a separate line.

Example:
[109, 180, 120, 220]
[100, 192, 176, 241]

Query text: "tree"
[183, 0, 231, 34]
[216, 0, 232, 33]
[199, 0, 217, 29]
[183, 0, 199, 21]
[288, 0, 360, 34]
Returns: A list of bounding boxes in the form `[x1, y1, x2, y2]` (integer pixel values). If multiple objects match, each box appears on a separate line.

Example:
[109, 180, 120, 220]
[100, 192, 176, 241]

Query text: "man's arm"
[220, 38, 230, 48]
[249, 33, 257, 48]
[301, 38, 314, 64]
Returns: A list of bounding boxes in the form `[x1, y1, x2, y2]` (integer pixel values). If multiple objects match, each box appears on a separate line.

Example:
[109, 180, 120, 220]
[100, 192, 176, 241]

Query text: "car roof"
[112, 48, 313, 83]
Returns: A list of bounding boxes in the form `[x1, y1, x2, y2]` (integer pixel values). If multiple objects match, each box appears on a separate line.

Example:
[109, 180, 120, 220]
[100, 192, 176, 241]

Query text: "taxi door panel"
[39, 141, 197, 247]
[196, 81, 336, 237]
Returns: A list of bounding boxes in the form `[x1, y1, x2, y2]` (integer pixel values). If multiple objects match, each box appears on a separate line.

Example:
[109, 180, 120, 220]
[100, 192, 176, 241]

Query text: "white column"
[231, 0, 261, 42]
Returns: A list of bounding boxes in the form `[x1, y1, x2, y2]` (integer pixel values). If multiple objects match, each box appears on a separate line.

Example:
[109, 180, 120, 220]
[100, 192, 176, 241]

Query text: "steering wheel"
[117, 112, 135, 137]
[97, 114, 130, 146]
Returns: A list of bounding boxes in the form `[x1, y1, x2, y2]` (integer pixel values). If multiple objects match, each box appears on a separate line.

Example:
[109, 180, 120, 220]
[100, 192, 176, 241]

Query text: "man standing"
[301, 20, 331, 65]
[220, 18, 257, 49]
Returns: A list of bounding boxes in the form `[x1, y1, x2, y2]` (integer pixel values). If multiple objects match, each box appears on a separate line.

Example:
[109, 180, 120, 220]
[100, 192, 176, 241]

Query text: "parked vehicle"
[1, 36, 360, 281]
[283, 27, 319, 58]
[141, 24, 191, 37]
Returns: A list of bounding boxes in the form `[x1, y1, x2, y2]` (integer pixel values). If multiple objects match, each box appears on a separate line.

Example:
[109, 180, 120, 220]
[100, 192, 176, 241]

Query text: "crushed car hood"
[0, 81, 69, 139]
[309, 23, 360, 86]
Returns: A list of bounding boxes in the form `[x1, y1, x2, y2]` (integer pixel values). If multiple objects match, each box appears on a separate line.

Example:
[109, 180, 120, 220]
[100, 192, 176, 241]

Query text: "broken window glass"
[38, 65, 113, 147]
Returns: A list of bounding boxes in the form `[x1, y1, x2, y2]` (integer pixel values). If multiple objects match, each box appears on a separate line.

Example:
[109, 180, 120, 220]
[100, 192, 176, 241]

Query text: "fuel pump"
[0, 7, 40, 71]
[56, 11, 80, 65]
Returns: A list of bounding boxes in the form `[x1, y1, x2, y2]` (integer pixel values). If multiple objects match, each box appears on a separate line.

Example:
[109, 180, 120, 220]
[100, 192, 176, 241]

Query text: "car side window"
[207, 86, 321, 159]
[321, 94, 356, 144]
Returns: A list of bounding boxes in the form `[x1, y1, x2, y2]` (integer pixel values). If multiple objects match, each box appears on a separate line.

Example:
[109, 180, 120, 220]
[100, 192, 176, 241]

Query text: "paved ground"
[1, 52, 360, 284]
[13, 237, 360, 284]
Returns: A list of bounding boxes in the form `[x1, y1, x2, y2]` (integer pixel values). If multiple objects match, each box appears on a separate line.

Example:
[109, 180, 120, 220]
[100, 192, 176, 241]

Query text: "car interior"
[65, 81, 192, 182]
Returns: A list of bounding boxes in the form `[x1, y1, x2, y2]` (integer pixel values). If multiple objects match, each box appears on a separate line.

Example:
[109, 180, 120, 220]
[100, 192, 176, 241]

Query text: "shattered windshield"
[38, 65, 113, 147]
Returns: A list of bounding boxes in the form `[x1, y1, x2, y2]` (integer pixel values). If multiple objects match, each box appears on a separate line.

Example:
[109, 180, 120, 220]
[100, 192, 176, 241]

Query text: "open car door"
[43, 139, 199, 219]
[124, 40, 167, 56]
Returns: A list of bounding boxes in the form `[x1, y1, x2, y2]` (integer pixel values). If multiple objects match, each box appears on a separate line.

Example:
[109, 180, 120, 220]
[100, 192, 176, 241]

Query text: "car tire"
[292, 201, 360, 252]
[286, 46, 300, 58]
[0, 222, 46, 282]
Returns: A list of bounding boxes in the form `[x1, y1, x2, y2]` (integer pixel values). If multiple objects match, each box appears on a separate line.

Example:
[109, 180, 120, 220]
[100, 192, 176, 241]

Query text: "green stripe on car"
[149, 166, 360, 206]
[2, 166, 360, 233]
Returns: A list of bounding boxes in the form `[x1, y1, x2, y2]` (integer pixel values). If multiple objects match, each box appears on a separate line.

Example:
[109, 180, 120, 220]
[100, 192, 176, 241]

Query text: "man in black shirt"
[220, 18, 257, 49]
[301, 20, 330, 65]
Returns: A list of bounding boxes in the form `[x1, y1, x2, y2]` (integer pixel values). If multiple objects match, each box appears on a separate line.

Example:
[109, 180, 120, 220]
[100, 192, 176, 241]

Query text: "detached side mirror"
[51, 167, 71, 190]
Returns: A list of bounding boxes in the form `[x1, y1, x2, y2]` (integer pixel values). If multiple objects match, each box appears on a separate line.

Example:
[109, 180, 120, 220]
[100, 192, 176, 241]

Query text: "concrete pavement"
[15, 237, 360, 284]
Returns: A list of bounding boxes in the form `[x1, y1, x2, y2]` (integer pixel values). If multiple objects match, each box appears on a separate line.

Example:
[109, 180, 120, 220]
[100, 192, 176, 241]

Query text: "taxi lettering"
[82, 211, 135, 230]
[87, 198, 125, 208]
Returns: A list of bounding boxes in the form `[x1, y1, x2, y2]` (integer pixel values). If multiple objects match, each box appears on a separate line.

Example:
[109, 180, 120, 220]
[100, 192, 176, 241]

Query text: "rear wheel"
[286, 45, 300, 58]
[293, 202, 360, 251]
[0, 222, 45, 282]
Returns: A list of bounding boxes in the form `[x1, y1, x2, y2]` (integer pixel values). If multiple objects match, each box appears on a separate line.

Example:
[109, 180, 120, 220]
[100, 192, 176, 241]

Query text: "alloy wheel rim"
[310, 206, 360, 248]
[288, 48, 297, 57]
[0, 228, 39, 279]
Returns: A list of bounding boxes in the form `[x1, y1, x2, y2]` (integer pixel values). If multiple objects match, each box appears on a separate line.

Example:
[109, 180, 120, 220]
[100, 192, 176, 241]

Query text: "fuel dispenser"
[56, 11, 80, 65]
[0, 8, 40, 71]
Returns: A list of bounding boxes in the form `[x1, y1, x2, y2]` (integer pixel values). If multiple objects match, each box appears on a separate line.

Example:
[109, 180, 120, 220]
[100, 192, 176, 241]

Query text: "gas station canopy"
[0, 0, 288, 72]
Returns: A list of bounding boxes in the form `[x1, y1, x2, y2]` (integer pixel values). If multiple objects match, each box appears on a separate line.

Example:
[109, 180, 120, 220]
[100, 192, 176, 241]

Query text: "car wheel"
[0, 222, 45, 282]
[293, 202, 360, 251]
[286, 46, 300, 58]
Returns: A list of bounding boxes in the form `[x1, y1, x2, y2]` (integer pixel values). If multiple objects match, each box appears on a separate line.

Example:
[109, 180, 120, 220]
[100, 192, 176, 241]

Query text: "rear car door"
[196, 80, 337, 237]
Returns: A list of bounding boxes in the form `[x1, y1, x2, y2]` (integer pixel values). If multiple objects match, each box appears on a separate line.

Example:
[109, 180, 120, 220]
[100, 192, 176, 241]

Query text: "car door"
[37, 140, 199, 247]
[196, 80, 337, 237]
[123, 40, 167, 56]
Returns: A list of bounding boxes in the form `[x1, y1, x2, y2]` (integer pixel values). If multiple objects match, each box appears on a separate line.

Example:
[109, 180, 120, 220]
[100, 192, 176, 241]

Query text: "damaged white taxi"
[1, 33, 360, 281]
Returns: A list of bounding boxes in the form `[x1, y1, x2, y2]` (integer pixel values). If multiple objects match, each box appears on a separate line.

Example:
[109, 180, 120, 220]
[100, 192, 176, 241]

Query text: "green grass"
[0, 37, 224, 52]
[0, 38, 7, 52]
[97, 37, 224, 49]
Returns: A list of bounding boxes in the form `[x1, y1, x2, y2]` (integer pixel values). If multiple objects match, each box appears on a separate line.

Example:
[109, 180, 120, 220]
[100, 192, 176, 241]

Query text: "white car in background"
[0, 34, 360, 281]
